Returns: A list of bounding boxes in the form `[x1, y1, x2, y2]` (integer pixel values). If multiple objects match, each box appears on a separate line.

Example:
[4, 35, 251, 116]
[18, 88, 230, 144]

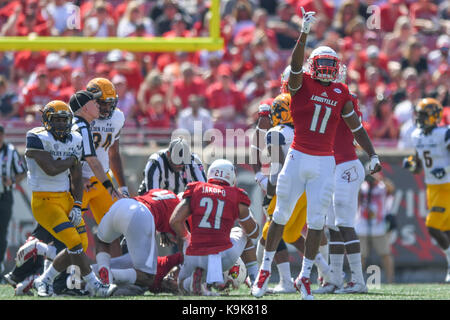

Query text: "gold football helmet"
[42, 100, 73, 140]
[86, 77, 118, 120]
[271, 93, 292, 127]
[415, 98, 443, 132]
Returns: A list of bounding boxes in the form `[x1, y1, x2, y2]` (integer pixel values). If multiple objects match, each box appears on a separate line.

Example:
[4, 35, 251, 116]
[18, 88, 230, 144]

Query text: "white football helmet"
[307, 46, 340, 82]
[207, 159, 236, 186]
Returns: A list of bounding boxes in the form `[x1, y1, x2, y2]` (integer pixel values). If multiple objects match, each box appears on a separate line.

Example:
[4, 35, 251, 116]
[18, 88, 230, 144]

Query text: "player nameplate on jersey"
[310, 94, 338, 106]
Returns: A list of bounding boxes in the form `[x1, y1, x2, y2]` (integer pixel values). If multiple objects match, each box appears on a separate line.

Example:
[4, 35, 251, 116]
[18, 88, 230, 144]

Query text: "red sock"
[149, 252, 183, 292]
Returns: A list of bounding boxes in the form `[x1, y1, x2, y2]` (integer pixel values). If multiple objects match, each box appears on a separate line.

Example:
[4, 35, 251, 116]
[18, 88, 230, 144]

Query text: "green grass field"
[1, 283, 449, 300]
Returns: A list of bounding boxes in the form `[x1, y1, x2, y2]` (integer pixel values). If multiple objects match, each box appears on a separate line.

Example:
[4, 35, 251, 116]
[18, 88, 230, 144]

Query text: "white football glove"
[369, 155, 381, 174]
[254, 171, 268, 193]
[69, 204, 82, 227]
[300, 6, 317, 34]
[119, 186, 130, 197]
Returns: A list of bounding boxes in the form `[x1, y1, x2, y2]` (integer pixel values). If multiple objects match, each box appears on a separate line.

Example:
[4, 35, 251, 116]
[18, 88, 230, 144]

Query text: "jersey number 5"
[310, 104, 331, 134]
[198, 197, 225, 230]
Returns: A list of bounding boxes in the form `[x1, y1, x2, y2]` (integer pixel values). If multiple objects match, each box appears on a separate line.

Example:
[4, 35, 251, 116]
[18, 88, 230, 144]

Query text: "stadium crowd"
[0, 0, 448, 148]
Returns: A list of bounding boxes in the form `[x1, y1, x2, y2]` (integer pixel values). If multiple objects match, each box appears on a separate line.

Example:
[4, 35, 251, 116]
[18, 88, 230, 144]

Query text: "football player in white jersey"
[82, 78, 128, 283]
[403, 98, 450, 282]
[25, 100, 117, 297]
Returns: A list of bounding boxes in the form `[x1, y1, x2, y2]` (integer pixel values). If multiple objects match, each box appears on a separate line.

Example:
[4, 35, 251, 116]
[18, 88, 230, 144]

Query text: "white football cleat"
[335, 281, 368, 294]
[294, 276, 314, 300]
[445, 268, 450, 283]
[34, 276, 54, 297]
[251, 269, 271, 298]
[87, 281, 118, 297]
[312, 282, 341, 294]
[267, 279, 296, 294]
[16, 238, 39, 267]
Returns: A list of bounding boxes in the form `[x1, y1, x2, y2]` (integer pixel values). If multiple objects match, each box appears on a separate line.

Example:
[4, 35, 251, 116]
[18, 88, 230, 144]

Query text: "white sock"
[261, 250, 275, 272]
[256, 241, 264, 265]
[41, 264, 60, 284]
[276, 262, 292, 283]
[314, 253, 331, 276]
[82, 271, 98, 286]
[245, 261, 259, 284]
[347, 253, 364, 284]
[43, 259, 52, 272]
[111, 268, 137, 284]
[319, 245, 329, 264]
[300, 257, 314, 279]
[183, 277, 191, 292]
[96, 251, 111, 269]
[45, 245, 57, 260]
[329, 254, 344, 285]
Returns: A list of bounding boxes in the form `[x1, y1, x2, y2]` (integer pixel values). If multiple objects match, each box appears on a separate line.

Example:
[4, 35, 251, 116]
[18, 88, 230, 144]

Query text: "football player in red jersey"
[170, 159, 259, 295]
[93, 189, 184, 291]
[315, 92, 369, 294]
[252, 7, 381, 300]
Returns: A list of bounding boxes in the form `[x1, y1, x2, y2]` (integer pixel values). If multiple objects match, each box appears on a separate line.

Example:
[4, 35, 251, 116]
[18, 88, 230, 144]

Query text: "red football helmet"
[307, 46, 340, 82]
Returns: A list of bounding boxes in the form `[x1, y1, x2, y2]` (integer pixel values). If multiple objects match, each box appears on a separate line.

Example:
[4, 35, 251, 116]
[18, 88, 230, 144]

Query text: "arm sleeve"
[26, 133, 44, 150]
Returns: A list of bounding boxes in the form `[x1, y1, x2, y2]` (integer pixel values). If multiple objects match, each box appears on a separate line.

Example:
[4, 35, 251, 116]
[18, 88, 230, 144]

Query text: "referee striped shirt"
[0, 142, 26, 193]
[72, 115, 96, 159]
[138, 150, 207, 195]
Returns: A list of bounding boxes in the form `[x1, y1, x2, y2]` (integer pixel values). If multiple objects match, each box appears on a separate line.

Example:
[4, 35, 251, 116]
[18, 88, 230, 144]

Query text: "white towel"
[206, 254, 224, 284]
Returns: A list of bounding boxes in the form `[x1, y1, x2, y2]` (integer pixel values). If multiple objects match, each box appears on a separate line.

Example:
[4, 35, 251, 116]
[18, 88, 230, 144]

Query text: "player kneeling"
[170, 159, 259, 296]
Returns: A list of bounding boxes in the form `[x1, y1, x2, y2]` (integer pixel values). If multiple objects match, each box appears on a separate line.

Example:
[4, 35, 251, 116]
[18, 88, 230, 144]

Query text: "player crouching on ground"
[170, 159, 259, 296]
[92, 189, 185, 294]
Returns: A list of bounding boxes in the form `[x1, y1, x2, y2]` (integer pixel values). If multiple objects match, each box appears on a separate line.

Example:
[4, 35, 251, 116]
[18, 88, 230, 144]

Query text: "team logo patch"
[333, 88, 342, 94]
[341, 166, 358, 183]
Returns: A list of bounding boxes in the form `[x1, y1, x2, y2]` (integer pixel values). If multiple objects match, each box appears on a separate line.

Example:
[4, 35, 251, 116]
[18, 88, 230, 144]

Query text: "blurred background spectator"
[0, 0, 446, 150]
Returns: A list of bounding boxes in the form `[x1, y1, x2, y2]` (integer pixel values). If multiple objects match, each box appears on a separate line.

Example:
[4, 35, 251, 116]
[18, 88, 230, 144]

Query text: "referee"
[0, 124, 26, 274]
[137, 137, 206, 195]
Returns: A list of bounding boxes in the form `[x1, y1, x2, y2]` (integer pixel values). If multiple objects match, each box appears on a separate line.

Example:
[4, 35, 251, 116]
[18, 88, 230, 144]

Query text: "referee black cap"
[69, 90, 101, 113]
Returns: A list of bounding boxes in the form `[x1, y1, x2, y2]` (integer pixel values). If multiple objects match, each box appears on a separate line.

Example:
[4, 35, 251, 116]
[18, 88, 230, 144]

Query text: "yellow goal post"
[0, 0, 223, 52]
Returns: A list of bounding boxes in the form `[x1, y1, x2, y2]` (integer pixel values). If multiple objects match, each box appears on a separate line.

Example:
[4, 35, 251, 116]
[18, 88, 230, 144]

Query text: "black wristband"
[102, 179, 113, 189]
